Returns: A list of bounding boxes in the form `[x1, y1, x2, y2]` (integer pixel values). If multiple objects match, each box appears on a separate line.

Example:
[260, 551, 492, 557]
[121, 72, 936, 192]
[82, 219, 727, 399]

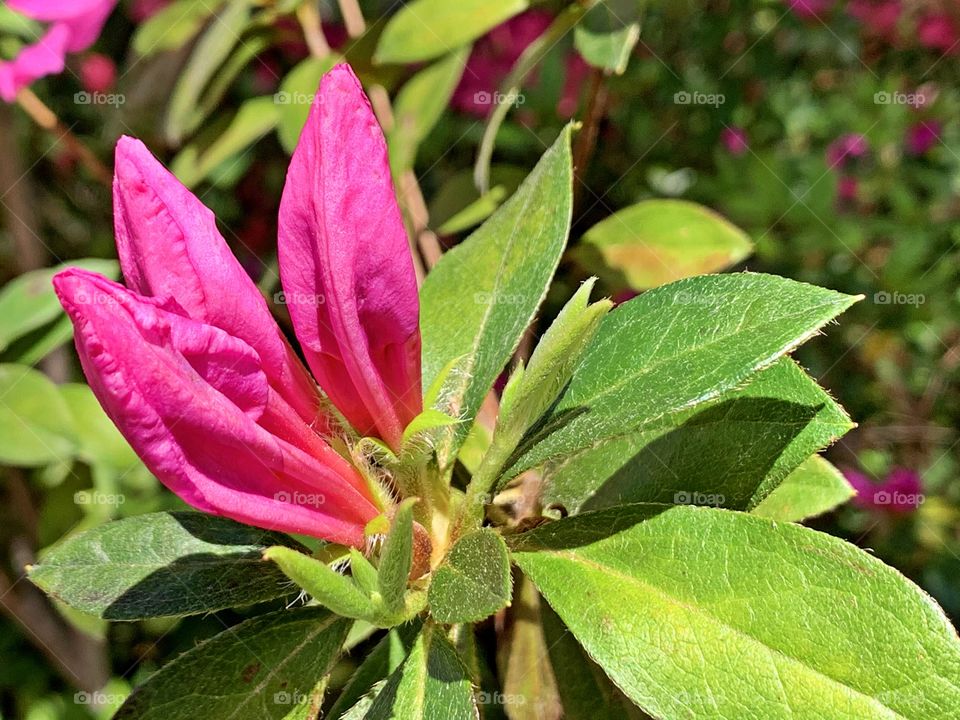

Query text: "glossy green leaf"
[0, 363, 76, 467]
[0, 259, 117, 353]
[752, 455, 855, 522]
[172, 95, 279, 187]
[504, 274, 858, 481]
[276, 55, 340, 154]
[28, 512, 305, 619]
[420, 126, 573, 469]
[512, 504, 960, 719]
[389, 48, 469, 176]
[574, 23, 640, 75]
[132, 0, 223, 56]
[263, 546, 376, 621]
[540, 358, 852, 515]
[165, 0, 252, 144]
[378, 500, 415, 614]
[429, 529, 511, 624]
[114, 608, 349, 719]
[574, 199, 753, 291]
[375, 0, 529, 64]
[363, 623, 477, 719]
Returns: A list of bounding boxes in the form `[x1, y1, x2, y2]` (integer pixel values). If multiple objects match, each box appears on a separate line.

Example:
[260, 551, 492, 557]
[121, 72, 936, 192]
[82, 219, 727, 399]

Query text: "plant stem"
[337, 0, 367, 38]
[297, 2, 331, 58]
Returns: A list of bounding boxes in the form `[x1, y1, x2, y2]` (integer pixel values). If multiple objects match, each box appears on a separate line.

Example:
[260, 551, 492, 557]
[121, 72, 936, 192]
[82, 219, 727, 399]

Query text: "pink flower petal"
[112, 136, 324, 428]
[278, 64, 421, 449]
[54, 268, 379, 546]
[0, 24, 70, 102]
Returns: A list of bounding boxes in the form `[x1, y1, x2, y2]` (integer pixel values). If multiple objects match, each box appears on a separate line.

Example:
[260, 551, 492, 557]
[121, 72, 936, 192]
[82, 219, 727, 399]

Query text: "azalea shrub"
[2, 1, 960, 720]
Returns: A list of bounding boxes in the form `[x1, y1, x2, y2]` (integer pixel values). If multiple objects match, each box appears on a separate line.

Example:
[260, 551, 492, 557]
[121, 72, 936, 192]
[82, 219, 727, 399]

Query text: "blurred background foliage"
[0, 0, 958, 717]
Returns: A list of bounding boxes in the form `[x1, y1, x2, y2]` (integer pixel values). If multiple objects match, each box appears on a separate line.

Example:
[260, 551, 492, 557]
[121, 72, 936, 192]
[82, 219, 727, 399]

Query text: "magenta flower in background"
[847, 0, 901, 40]
[54, 65, 422, 547]
[0, 0, 117, 102]
[79, 52, 116, 94]
[826, 133, 869, 169]
[785, 0, 835, 19]
[845, 466, 924, 513]
[836, 175, 859, 204]
[906, 120, 942, 155]
[721, 126, 749, 155]
[452, 9, 552, 117]
[917, 13, 960, 53]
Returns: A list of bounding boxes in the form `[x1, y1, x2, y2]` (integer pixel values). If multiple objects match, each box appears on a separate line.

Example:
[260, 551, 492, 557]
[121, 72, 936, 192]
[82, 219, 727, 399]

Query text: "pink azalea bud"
[905, 120, 942, 155]
[826, 133, 869, 169]
[721, 126, 749, 155]
[79, 52, 115, 94]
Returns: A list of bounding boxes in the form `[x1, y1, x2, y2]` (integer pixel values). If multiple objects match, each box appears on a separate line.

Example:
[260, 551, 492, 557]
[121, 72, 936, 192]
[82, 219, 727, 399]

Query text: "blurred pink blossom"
[845, 466, 924, 513]
[826, 133, 869, 169]
[847, 0, 901, 39]
[452, 10, 552, 116]
[79, 52, 116, 94]
[721, 126, 749, 155]
[785, 0, 835, 19]
[917, 13, 960, 53]
[905, 120, 942, 155]
[0, 0, 116, 102]
[836, 175, 859, 203]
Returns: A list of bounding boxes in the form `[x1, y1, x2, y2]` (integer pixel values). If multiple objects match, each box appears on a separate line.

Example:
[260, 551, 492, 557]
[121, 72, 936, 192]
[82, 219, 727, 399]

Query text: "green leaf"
[752, 455, 855, 522]
[420, 125, 573, 469]
[114, 607, 349, 719]
[402, 409, 461, 447]
[363, 623, 478, 719]
[512, 504, 960, 719]
[504, 274, 859, 482]
[498, 278, 612, 441]
[328, 624, 420, 719]
[429, 529, 511, 624]
[0, 363, 76, 467]
[378, 500, 415, 614]
[389, 48, 469, 176]
[350, 549, 379, 595]
[172, 96, 279, 187]
[573, 199, 753, 291]
[574, 23, 640, 75]
[28, 512, 305, 619]
[275, 55, 340, 154]
[0, 259, 118, 353]
[132, 0, 223, 56]
[165, 0, 252, 145]
[375, 0, 529, 65]
[540, 358, 853, 515]
[263, 546, 376, 621]
[59, 383, 138, 471]
[428, 165, 526, 234]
